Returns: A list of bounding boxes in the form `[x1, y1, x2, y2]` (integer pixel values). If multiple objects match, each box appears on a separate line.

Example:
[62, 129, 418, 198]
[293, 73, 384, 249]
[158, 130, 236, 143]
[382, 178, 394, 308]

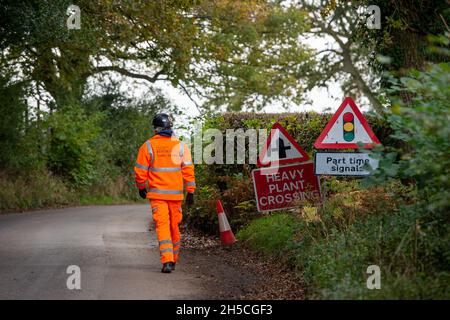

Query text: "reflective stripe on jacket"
[134, 135, 196, 200]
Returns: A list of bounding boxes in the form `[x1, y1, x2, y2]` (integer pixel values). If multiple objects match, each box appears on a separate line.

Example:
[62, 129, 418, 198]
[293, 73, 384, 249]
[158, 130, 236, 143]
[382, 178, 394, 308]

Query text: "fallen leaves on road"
[180, 225, 305, 300]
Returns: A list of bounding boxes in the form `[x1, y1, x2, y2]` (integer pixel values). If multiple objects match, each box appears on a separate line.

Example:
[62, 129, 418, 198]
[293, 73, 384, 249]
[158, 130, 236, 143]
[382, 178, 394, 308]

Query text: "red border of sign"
[314, 97, 381, 149]
[257, 122, 310, 167]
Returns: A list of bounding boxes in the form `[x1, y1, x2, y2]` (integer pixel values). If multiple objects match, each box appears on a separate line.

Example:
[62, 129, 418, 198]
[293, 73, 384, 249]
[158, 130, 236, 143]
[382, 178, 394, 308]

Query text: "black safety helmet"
[152, 113, 173, 130]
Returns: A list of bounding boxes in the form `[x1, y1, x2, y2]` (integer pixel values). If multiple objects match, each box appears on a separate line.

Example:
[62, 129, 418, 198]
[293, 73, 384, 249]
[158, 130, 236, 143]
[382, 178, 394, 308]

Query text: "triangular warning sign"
[257, 123, 309, 167]
[314, 97, 381, 149]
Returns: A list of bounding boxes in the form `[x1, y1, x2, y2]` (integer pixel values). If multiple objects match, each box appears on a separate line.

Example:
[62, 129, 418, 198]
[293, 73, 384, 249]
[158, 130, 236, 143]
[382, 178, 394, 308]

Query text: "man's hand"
[139, 188, 148, 199]
[185, 192, 194, 207]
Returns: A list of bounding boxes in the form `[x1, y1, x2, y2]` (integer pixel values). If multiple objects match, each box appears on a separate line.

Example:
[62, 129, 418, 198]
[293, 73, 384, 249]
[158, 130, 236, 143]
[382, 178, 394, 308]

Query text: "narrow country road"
[0, 205, 209, 300]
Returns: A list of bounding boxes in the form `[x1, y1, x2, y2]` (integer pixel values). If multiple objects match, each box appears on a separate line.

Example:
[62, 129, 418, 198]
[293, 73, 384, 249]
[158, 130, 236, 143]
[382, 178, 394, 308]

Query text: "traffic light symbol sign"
[314, 97, 381, 149]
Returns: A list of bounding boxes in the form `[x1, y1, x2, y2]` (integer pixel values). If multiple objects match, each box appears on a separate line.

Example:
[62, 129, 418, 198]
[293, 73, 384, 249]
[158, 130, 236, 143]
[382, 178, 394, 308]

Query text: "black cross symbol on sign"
[269, 137, 291, 159]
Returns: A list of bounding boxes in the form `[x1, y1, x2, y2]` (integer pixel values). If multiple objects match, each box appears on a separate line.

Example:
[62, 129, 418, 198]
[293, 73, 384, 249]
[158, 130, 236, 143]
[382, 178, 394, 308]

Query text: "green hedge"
[204, 111, 393, 153]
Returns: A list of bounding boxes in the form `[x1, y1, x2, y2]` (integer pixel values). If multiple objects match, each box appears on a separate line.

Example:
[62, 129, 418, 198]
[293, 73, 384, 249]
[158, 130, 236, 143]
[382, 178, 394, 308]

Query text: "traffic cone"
[216, 200, 236, 245]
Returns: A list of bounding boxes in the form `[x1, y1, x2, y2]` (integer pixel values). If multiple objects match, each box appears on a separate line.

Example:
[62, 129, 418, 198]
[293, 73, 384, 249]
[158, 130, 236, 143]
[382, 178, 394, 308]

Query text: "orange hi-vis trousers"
[150, 199, 182, 264]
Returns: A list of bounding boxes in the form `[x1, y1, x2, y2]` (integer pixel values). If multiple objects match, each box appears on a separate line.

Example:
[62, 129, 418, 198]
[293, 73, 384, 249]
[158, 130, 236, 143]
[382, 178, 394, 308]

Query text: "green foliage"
[237, 213, 299, 258]
[401, 65, 449, 194]
[45, 105, 103, 186]
[0, 168, 140, 211]
[0, 170, 70, 211]
[0, 73, 49, 174]
[361, 0, 449, 71]
[239, 182, 450, 299]
[185, 185, 222, 233]
[1, 0, 316, 112]
[85, 92, 168, 174]
[0, 74, 27, 169]
[304, 198, 449, 299]
[368, 61, 450, 229]
[208, 111, 389, 154]
[0, 85, 173, 211]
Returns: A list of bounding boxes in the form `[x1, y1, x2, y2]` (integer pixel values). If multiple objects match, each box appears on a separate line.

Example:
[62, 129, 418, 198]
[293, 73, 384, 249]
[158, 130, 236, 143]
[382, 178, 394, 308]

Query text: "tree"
[0, 73, 28, 169]
[359, 0, 450, 104]
[296, 0, 385, 112]
[0, 0, 315, 112]
[364, 0, 450, 73]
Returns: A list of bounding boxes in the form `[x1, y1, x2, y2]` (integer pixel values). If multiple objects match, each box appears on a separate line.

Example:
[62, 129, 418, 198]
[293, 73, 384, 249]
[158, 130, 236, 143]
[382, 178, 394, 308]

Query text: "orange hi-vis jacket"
[134, 135, 196, 200]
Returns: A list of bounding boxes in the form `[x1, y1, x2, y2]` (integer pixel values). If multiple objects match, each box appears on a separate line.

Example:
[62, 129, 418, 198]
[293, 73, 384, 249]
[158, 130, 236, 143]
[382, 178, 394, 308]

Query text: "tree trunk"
[34, 45, 90, 109]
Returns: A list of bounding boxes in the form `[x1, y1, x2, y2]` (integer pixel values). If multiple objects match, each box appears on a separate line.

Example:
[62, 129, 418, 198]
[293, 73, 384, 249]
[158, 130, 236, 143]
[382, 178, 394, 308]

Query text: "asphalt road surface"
[0, 205, 208, 300]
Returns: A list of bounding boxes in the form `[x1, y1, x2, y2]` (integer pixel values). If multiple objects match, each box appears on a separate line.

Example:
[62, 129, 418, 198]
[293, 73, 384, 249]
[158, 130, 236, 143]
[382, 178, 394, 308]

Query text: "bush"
[185, 184, 222, 233]
[0, 90, 172, 211]
[369, 62, 450, 215]
[0, 74, 28, 170]
[45, 105, 104, 186]
[238, 183, 450, 299]
[367, 61, 450, 274]
[237, 213, 299, 258]
[302, 201, 449, 299]
[0, 168, 141, 212]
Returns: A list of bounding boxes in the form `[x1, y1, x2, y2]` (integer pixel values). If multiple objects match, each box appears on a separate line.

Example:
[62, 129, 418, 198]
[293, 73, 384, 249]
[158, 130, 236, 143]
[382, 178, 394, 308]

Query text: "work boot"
[161, 262, 173, 273]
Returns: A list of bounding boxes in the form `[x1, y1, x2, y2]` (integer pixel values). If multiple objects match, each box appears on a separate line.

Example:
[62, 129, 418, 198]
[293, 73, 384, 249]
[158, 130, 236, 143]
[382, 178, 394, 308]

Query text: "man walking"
[134, 114, 196, 273]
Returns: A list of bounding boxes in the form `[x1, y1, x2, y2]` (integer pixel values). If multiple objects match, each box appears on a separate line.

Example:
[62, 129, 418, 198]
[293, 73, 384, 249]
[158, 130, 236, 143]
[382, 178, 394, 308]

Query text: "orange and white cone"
[216, 200, 236, 245]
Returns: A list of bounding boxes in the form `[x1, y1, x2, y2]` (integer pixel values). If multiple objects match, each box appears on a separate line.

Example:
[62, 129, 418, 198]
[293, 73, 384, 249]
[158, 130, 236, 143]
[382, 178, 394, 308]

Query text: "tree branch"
[91, 66, 167, 82]
[178, 81, 204, 116]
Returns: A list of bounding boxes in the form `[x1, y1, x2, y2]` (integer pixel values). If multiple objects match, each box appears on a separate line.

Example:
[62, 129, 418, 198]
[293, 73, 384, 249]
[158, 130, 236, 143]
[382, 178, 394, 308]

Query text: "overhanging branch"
[91, 66, 167, 82]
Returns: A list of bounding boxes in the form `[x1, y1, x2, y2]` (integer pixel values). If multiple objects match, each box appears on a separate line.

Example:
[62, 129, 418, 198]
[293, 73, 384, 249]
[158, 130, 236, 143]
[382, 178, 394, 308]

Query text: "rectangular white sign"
[314, 152, 379, 176]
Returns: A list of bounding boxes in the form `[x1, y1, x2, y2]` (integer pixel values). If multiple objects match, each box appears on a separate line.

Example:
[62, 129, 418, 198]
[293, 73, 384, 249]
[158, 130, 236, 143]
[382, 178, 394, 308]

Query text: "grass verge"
[0, 170, 140, 213]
